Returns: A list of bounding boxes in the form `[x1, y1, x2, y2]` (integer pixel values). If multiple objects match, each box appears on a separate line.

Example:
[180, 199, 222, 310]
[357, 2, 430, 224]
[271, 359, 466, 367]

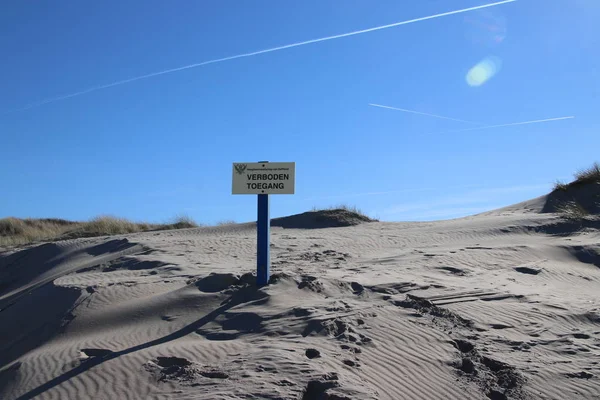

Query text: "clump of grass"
[311, 204, 377, 221]
[553, 180, 570, 192]
[0, 218, 75, 237]
[332, 204, 365, 215]
[574, 162, 600, 185]
[165, 215, 199, 230]
[0, 217, 26, 237]
[0, 218, 78, 246]
[554, 162, 600, 192]
[0, 214, 200, 248]
[312, 204, 361, 213]
[547, 162, 600, 218]
[82, 216, 143, 236]
[555, 201, 589, 220]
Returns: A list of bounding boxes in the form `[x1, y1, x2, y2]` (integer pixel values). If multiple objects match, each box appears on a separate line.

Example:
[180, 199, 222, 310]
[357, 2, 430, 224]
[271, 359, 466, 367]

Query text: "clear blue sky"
[1, 0, 598, 224]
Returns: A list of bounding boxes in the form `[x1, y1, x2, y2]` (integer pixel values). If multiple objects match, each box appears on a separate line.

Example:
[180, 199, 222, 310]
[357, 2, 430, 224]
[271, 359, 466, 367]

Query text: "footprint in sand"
[514, 266, 542, 275]
[200, 370, 229, 379]
[490, 323, 513, 330]
[566, 371, 594, 379]
[150, 356, 229, 381]
[342, 359, 359, 367]
[276, 379, 295, 387]
[452, 339, 475, 353]
[305, 348, 321, 359]
[341, 344, 362, 354]
[350, 282, 364, 294]
[572, 333, 591, 339]
[459, 357, 476, 374]
[301, 374, 339, 400]
[437, 266, 469, 276]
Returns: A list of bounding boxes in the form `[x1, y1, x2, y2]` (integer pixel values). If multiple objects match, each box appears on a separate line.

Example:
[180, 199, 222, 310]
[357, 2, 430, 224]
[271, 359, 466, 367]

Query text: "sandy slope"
[1, 204, 599, 400]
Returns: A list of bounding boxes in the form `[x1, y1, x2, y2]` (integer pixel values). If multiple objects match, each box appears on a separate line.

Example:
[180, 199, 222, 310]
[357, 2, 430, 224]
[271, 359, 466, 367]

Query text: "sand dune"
[1, 199, 599, 399]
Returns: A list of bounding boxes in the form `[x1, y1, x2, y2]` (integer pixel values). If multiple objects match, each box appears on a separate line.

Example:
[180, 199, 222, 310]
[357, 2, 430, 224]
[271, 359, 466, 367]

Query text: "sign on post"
[232, 162, 295, 286]
[232, 162, 295, 195]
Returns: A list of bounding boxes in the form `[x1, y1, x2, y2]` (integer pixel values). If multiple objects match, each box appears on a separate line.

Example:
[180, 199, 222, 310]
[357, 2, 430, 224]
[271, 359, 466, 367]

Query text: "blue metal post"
[257, 193, 270, 286]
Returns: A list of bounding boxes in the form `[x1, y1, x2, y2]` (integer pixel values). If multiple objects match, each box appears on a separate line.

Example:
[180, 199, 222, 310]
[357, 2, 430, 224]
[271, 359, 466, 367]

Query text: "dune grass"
[553, 180, 570, 192]
[550, 162, 600, 219]
[555, 201, 589, 220]
[311, 204, 377, 221]
[0, 218, 78, 246]
[553, 162, 600, 191]
[574, 162, 600, 185]
[0, 215, 199, 248]
[166, 215, 200, 230]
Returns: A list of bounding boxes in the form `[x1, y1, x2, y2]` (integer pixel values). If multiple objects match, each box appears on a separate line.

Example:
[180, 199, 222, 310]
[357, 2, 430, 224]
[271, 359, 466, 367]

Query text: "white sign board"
[232, 162, 295, 195]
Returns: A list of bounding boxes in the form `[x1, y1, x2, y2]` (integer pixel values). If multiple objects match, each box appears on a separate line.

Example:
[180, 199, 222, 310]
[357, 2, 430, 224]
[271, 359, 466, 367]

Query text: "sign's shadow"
[14, 285, 268, 400]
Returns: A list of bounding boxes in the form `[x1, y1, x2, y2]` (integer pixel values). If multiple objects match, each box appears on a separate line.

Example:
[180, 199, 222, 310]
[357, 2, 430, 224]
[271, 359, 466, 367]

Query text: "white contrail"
[4, 0, 517, 114]
[369, 103, 483, 125]
[424, 116, 575, 135]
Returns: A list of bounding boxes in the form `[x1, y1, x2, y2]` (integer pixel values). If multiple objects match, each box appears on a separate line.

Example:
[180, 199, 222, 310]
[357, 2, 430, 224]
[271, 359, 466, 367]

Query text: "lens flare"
[466, 56, 502, 86]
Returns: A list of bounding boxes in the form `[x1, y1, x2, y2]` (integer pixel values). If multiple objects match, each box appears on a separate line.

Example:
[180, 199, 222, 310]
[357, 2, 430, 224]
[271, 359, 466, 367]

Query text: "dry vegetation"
[311, 204, 374, 219]
[553, 162, 600, 191]
[550, 162, 600, 219]
[555, 201, 589, 220]
[0, 215, 199, 247]
[0, 204, 377, 248]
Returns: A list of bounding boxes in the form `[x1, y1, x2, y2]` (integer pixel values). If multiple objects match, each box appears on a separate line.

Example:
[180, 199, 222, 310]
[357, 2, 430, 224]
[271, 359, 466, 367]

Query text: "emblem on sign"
[234, 164, 247, 175]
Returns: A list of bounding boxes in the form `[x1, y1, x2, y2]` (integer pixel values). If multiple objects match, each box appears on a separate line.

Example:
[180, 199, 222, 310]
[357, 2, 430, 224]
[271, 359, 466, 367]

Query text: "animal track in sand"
[297, 275, 323, 292]
[450, 340, 526, 399]
[301, 373, 339, 400]
[146, 356, 230, 383]
[366, 281, 422, 295]
[292, 250, 349, 263]
[384, 288, 528, 398]
[301, 314, 374, 348]
[392, 294, 474, 328]
[453, 339, 475, 353]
